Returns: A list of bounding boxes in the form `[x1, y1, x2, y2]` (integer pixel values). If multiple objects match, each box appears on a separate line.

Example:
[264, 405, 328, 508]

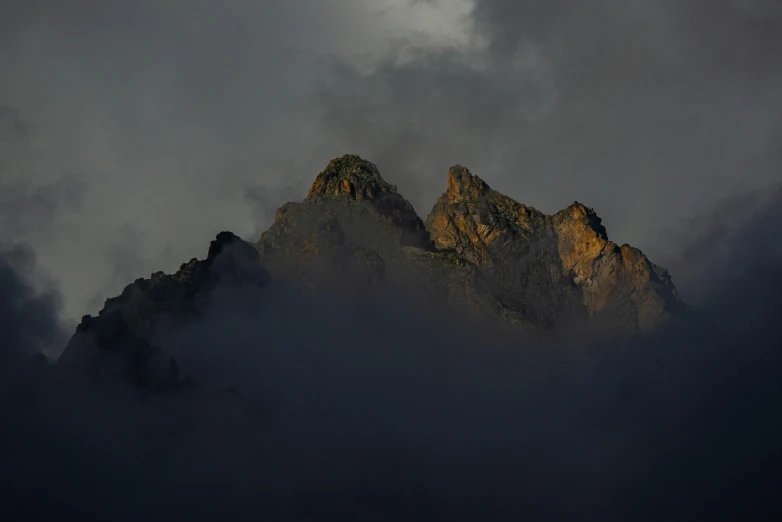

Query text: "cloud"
[243, 181, 308, 241]
[0, 175, 85, 240]
[0, 104, 86, 240]
[651, 185, 782, 303]
[0, 242, 67, 368]
[0, 103, 28, 141]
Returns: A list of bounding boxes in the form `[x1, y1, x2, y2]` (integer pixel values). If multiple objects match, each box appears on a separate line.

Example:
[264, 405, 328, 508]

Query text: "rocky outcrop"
[553, 202, 682, 334]
[97, 231, 269, 336]
[257, 202, 388, 295]
[426, 165, 584, 328]
[56, 232, 270, 385]
[257, 155, 429, 295]
[303, 154, 431, 250]
[426, 165, 683, 335]
[256, 155, 526, 327]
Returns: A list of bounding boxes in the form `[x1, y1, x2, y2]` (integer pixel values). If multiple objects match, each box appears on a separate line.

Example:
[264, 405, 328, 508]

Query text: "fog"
[1, 188, 779, 520]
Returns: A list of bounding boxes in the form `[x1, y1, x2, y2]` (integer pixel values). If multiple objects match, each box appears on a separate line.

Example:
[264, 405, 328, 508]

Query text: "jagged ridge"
[427, 165, 683, 334]
[57, 232, 271, 389]
[59, 154, 685, 384]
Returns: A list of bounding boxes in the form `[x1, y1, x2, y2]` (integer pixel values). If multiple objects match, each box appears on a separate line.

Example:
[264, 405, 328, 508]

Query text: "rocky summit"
[427, 165, 683, 334]
[257, 156, 682, 335]
[61, 154, 684, 374]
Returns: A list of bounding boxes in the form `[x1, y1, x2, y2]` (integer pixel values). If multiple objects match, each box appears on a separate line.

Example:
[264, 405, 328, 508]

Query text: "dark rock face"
[304, 154, 430, 249]
[56, 232, 270, 382]
[57, 311, 182, 391]
[103, 231, 268, 334]
[257, 202, 388, 295]
[256, 155, 428, 296]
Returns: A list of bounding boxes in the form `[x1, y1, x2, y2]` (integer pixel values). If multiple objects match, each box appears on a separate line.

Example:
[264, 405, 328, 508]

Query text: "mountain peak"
[306, 154, 398, 202]
[427, 163, 683, 333]
[446, 165, 491, 202]
[206, 231, 255, 262]
[555, 201, 608, 241]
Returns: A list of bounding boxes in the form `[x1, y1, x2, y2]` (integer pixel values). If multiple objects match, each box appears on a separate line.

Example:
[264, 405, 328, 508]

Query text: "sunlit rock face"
[427, 164, 683, 335]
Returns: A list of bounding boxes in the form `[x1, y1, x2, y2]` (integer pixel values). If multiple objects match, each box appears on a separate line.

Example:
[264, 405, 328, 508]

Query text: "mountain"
[427, 165, 683, 334]
[60, 154, 683, 374]
[258, 155, 682, 335]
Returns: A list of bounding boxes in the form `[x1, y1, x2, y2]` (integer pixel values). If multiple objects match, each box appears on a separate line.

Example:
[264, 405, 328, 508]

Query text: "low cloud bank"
[1, 190, 780, 520]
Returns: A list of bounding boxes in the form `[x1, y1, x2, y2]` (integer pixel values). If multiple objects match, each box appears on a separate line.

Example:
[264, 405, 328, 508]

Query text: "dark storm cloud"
[652, 185, 781, 303]
[0, 243, 67, 368]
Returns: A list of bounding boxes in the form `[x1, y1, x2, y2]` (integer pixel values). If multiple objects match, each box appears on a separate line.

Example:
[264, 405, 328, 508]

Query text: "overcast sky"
[1, 0, 780, 323]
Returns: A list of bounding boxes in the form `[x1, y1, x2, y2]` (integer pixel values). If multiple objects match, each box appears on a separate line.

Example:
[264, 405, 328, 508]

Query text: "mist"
[1, 185, 780, 520]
